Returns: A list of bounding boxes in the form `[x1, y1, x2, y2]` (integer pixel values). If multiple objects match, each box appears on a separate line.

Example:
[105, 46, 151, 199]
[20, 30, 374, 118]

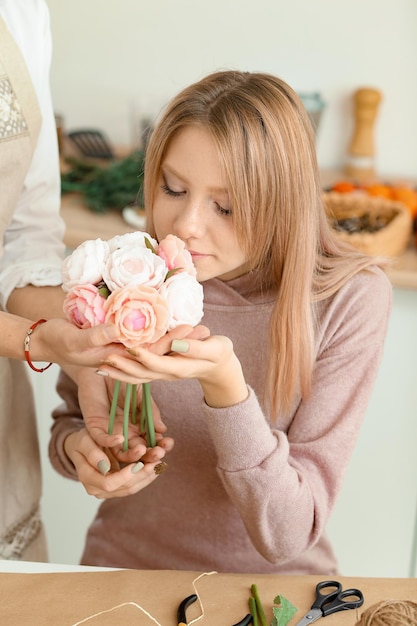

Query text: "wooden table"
[61, 192, 134, 250]
[0, 564, 416, 625]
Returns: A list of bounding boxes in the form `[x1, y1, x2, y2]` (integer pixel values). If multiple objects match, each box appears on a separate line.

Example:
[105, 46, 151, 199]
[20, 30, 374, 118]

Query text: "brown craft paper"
[1, 569, 416, 625]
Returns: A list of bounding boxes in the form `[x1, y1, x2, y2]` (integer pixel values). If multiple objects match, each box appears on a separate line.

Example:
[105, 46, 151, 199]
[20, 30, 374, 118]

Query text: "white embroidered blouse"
[0, 0, 64, 310]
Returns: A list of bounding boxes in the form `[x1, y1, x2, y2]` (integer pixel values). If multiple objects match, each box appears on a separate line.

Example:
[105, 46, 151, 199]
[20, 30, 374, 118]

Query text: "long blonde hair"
[144, 70, 381, 418]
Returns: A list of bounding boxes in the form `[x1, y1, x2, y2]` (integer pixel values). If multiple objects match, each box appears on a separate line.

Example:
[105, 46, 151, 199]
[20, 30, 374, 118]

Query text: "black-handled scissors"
[295, 580, 364, 625]
[177, 593, 253, 625]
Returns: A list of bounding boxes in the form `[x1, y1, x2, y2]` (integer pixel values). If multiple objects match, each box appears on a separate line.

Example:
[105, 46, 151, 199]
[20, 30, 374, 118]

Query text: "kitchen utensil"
[67, 129, 114, 159]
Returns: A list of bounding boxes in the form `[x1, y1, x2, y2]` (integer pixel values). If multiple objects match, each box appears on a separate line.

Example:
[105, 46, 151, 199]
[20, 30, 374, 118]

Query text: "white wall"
[46, 0, 417, 178]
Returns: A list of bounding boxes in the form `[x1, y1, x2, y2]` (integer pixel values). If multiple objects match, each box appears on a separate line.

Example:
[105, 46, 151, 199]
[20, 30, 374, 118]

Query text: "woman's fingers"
[87, 420, 145, 454]
[75, 453, 162, 499]
[140, 436, 175, 463]
[68, 429, 167, 499]
[132, 324, 211, 357]
[99, 334, 233, 383]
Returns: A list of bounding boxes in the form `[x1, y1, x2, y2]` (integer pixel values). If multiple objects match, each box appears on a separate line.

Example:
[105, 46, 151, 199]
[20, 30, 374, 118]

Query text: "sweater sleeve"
[48, 370, 84, 480]
[203, 268, 392, 565]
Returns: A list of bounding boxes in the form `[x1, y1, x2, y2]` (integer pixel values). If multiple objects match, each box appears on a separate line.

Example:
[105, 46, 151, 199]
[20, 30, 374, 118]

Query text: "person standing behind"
[0, 0, 125, 562]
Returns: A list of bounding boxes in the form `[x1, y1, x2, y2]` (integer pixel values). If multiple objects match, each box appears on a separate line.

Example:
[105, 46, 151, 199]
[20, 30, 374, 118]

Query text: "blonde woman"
[50, 71, 391, 574]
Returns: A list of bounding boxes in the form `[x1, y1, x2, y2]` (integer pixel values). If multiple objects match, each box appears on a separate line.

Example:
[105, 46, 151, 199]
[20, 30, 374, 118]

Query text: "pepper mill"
[344, 87, 382, 181]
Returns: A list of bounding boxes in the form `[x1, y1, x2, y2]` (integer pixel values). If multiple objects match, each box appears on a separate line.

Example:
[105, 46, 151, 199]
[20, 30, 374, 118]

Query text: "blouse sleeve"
[203, 268, 392, 564]
[0, 0, 65, 309]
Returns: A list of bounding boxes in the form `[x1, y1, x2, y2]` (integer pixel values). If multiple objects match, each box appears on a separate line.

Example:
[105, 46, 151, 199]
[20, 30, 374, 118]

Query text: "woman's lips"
[189, 250, 209, 260]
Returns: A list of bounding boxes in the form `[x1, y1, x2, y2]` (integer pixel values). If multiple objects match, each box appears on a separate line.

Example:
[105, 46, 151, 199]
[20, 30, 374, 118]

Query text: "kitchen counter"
[61, 192, 134, 249]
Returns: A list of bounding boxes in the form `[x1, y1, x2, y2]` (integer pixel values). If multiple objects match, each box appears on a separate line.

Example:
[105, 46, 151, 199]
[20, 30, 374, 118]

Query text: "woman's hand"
[77, 368, 174, 460]
[33, 318, 126, 368]
[98, 325, 249, 408]
[64, 428, 168, 499]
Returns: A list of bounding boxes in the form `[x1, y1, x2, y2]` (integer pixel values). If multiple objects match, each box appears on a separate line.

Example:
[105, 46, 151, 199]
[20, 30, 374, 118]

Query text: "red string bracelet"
[24, 319, 53, 373]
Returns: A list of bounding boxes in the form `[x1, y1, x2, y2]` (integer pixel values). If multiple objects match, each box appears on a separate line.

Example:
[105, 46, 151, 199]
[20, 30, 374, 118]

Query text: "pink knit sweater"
[49, 267, 391, 574]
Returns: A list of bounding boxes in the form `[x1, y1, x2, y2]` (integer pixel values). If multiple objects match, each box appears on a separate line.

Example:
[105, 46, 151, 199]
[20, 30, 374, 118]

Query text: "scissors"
[177, 593, 253, 625]
[295, 580, 364, 625]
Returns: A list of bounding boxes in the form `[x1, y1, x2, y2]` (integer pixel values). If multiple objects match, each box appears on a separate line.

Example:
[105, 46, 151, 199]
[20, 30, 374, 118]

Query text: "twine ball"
[355, 600, 417, 625]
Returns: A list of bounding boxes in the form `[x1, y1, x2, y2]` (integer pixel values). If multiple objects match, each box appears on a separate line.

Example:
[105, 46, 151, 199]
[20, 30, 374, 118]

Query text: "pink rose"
[63, 284, 107, 329]
[104, 285, 170, 348]
[157, 234, 197, 277]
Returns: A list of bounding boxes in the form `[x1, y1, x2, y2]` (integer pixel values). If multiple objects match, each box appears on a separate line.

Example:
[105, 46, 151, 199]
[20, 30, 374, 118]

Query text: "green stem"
[131, 384, 138, 424]
[140, 386, 147, 432]
[143, 382, 156, 448]
[108, 379, 121, 434]
[249, 597, 259, 626]
[123, 383, 133, 452]
[251, 584, 267, 626]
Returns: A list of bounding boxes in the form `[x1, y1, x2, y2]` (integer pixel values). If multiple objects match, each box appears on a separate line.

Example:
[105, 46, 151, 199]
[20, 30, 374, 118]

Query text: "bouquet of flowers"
[62, 231, 204, 450]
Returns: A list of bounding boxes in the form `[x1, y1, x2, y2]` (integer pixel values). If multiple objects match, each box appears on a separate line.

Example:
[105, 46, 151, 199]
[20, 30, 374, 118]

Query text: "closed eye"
[215, 202, 232, 217]
[161, 183, 184, 198]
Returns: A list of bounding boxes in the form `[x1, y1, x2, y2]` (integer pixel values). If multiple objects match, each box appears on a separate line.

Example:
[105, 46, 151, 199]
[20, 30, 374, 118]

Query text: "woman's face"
[152, 125, 250, 282]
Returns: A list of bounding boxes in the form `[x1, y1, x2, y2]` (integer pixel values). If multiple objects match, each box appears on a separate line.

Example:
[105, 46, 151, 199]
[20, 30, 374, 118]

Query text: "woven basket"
[323, 191, 412, 257]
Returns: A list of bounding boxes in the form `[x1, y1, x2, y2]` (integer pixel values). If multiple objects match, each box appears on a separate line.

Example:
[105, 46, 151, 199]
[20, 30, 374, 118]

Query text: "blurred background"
[47, 0, 417, 177]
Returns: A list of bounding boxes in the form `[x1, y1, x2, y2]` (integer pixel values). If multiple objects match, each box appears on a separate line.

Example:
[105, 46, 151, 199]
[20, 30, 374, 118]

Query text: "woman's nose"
[173, 198, 206, 239]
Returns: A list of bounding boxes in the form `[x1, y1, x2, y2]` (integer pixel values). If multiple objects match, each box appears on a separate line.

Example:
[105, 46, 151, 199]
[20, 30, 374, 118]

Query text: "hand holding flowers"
[62, 231, 204, 452]
[61, 366, 174, 498]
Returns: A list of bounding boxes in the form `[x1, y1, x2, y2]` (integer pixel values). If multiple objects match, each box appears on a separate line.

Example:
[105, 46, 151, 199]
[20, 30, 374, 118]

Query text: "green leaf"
[98, 285, 110, 298]
[61, 150, 145, 213]
[165, 267, 182, 280]
[271, 595, 298, 626]
[144, 236, 156, 254]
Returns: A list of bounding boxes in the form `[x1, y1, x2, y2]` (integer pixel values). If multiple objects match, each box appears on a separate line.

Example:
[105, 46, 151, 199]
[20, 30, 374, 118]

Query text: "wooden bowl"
[323, 191, 412, 257]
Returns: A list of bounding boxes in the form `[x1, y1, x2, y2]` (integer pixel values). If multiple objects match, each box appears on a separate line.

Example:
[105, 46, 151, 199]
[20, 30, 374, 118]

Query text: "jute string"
[355, 600, 417, 626]
[71, 571, 217, 625]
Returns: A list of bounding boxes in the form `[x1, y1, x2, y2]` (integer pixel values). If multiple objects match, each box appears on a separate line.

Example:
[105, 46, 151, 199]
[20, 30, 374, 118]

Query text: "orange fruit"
[365, 184, 393, 200]
[331, 181, 357, 193]
[392, 186, 417, 218]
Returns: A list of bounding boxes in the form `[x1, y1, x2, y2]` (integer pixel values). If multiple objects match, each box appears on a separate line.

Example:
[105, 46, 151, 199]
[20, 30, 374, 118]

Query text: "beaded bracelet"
[24, 319, 53, 373]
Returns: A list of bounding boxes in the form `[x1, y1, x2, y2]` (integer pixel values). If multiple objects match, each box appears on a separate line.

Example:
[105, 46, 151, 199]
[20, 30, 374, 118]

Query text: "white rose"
[103, 244, 168, 291]
[159, 272, 204, 330]
[107, 231, 158, 253]
[62, 238, 109, 292]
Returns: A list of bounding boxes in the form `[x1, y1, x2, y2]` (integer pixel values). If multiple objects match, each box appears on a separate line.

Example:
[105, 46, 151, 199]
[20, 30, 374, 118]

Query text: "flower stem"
[108, 379, 121, 434]
[131, 384, 138, 424]
[250, 584, 267, 626]
[249, 597, 259, 626]
[123, 383, 133, 452]
[142, 382, 156, 448]
[140, 387, 147, 432]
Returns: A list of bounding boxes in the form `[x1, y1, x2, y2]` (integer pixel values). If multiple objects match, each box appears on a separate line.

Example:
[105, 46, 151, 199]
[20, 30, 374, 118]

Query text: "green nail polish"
[171, 339, 189, 353]
[126, 348, 140, 357]
[131, 461, 144, 474]
[97, 459, 110, 475]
